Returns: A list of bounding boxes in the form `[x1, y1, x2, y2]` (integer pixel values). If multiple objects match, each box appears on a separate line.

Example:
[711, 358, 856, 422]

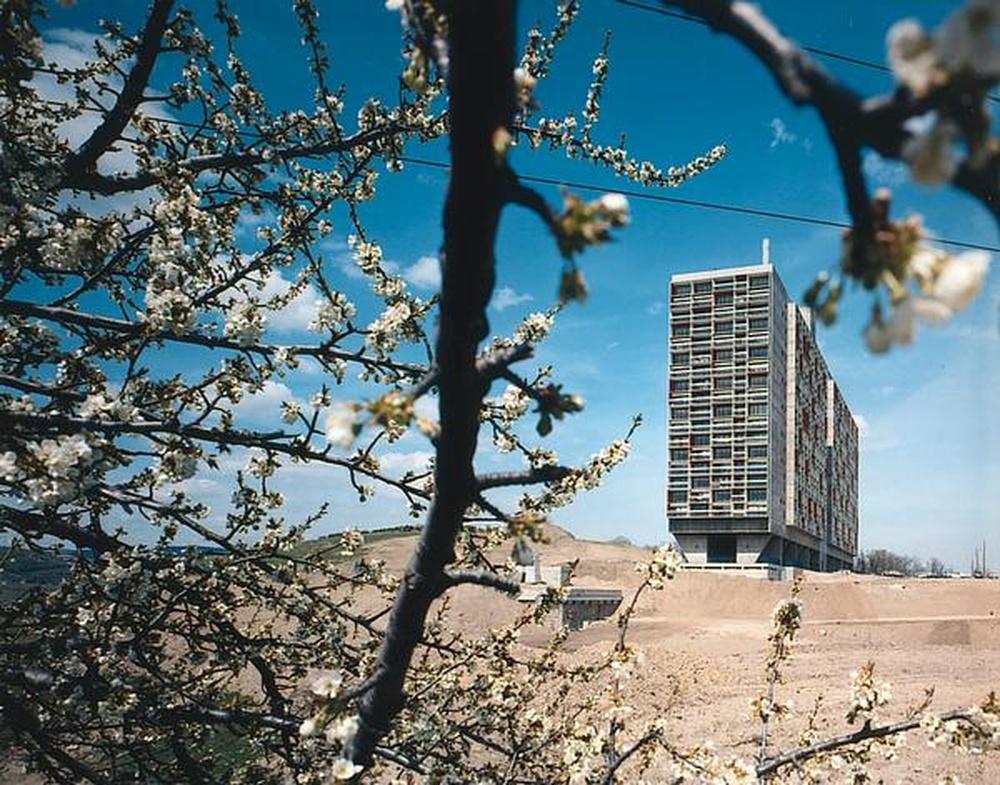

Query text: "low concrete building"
[515, 559, 622, 630]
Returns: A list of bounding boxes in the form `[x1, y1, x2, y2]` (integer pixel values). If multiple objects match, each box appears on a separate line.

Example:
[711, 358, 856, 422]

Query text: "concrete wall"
[737, 534, 771, 564]
[676, 534, 708, 564]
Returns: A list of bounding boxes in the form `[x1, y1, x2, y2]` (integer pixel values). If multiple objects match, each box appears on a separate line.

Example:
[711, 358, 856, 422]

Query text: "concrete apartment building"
[666, 250, 859, 571]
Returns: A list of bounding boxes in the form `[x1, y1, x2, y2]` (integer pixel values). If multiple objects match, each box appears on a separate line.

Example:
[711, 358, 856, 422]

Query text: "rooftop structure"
[666, 247, 859, 571]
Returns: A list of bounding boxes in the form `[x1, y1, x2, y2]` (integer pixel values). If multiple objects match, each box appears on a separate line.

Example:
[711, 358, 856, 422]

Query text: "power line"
[615, 0, 892, 75]
[614, 0, 1000, 104]
[39, 94, 999, 252]
[402, 156, 1000, 253]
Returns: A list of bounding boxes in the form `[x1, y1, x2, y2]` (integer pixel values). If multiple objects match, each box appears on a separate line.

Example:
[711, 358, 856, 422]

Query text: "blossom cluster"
[143, 187, 222, 334]
[847, 661, 892, 725]
[864, 244, 990, 353]
[634, 544, 684, 589]
[16, 433, 101, 507]
[810, 189, 991, 352]
[888, 1, 1000, 184]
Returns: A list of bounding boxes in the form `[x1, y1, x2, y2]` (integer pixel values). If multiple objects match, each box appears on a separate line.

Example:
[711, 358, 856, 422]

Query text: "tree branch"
[0, 505, 121, 553]
[476, 465, 574, 490]
[441, 569, 521, 596]
[0, 299, 426, 379]
[599, 729, 662, 785]
[63, 0, 175, 182]
[757, 708, 990, 777]
[663, 0, 1000, 233]
[345, 2, 517, 766]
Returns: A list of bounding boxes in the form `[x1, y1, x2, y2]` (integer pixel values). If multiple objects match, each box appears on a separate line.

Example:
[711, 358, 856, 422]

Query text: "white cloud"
[492, 286, 533, 312]
[259, 270, 323, 333]
[768, 117, 812, 153]
[769, 117, 797, 148]
[232, 380, 298, 424]
[403, 255, 441, 291]
[379, 451, 434, 476]
[862, 150, 908, 187]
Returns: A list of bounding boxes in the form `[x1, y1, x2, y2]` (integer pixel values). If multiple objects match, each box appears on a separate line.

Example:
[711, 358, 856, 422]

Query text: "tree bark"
[346, 1, 517, 766]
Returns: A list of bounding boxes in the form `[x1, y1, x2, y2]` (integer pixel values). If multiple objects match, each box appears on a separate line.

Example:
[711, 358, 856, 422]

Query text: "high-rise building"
[666, 248, 858, 571]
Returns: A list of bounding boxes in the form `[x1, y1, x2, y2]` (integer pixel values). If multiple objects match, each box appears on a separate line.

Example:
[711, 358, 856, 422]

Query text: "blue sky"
[41, 1, 999, 570]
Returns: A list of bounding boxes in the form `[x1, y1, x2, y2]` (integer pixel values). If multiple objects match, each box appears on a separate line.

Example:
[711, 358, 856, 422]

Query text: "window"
[715, 292, 733, 306]
[671, 352, 690, 368]
[749, 444, 768, 458]
[749, 402, 768, 417]
[716, 320, 733, 334]
[692, 434, 710, 446]
[748, 488, 767, 502]
[694, 281, 712, 293]
[749, 344, 768, 359]
[671, 407, 689, 421]
[714, 404, 732, 418]
[714, 348, 733, 364]
[750, 275, 769, 290]
[672, 283, 691, 296]
[670, 449, 689, 462]
[749, 374, 768, 388]
[670, 379, 689, 393]
[692, 476, 710, 488]
[673, 323, 690, 337]
[713, 489, 731, 502]
[715, 376, 733, 390]
[714, 446, 732, 460]
[668, 490, 688, 503]
[749, 317, 768, 331]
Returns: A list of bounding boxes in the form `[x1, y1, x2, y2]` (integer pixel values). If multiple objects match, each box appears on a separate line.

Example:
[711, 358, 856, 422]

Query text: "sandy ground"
[306, 525, 1000, 780]
[435, 526, 1000, 782]
[6, 526, 1000, 782]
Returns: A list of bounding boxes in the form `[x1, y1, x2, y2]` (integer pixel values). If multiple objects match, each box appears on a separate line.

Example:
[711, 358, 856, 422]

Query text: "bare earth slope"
[365, 526, 1000, 782]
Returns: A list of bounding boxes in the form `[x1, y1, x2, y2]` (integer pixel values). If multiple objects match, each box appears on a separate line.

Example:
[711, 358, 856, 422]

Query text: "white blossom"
[280, 400, 301, 425]
[929, 250, 990, 312]
[937, 1, 1000, 77]
[365, 301, 411, 354]
[24, 433, 97, 507]
[514, 312, 554, 344]
[597, 192, 630, 224]
[224, 300, 266, 346]
[0, 451, 18, 481]
[298, 718, 318, 738]
[310, 671, 344, 698]
[325, 714, 359, 744]
[902, 118, 960, 185]
[499, 385, 529, 422]
[308, 292, 357, 332]
[80, 392, 137, 422]
[329, 758, 363, 781]
[887, 19, 939, 96]
[157, 443, 199, 483]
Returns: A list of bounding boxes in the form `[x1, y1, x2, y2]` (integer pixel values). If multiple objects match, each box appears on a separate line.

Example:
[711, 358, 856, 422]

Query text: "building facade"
[667, 258, 858, 571]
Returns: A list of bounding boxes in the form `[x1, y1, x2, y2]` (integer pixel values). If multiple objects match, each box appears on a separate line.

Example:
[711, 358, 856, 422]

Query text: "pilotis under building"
[666, 245, 859, 571]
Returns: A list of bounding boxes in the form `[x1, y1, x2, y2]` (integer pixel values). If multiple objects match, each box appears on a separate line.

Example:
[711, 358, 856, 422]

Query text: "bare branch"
[476, 465, 574, 490]
[441, 569, 520, 596]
